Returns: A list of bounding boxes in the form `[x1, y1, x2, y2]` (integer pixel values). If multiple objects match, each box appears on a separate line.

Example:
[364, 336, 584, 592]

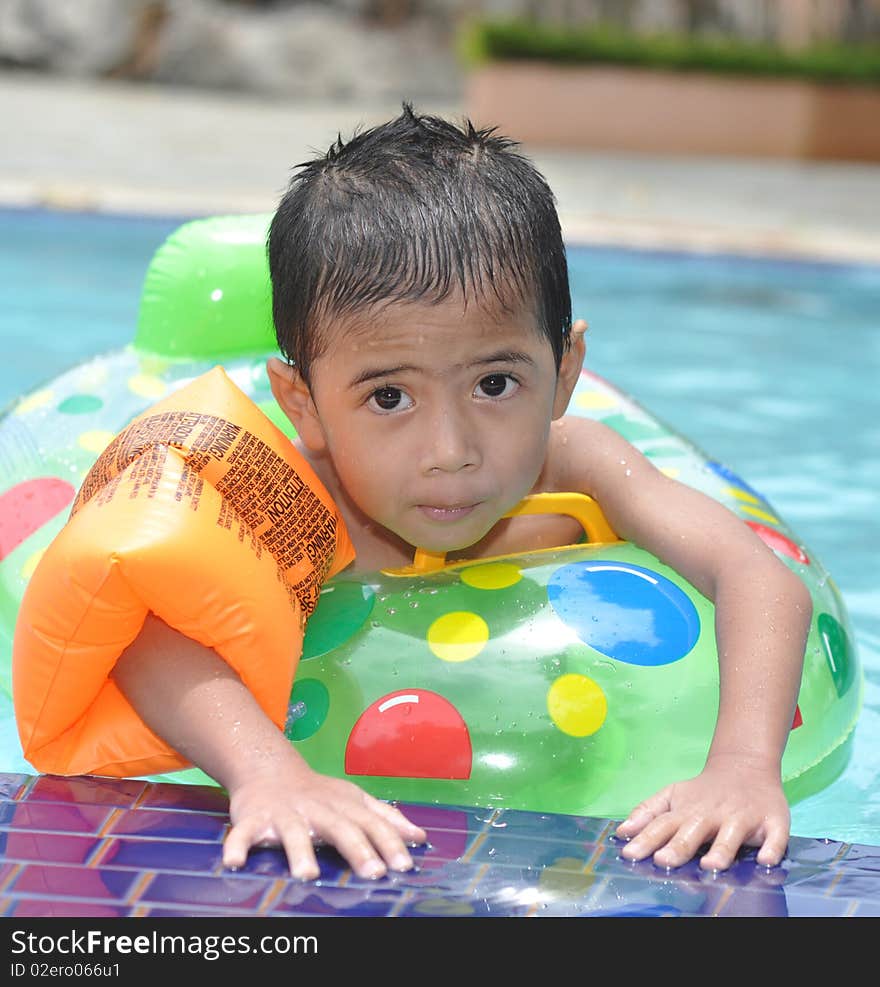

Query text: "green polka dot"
[285, 678, 329, 740]
[643, 444, 686, 459]
[57, 394, 103, 415]
[302, 581, 375, 659]
[600, 414, 669, 442]
[818, 612, 855, 698]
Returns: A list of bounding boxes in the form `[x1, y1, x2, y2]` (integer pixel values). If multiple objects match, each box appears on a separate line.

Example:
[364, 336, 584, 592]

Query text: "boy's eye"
[475, 373, 518, 399]
[368, 386, 412, 413]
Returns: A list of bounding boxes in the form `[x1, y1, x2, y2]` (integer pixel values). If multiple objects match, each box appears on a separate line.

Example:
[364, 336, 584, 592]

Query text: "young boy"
[112, 105, 811, 882]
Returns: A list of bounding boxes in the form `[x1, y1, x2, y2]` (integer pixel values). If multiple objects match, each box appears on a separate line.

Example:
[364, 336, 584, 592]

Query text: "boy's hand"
[615, 753, 790, 871]
[224, 760, 427, 881]
[112, 615, 426, 882]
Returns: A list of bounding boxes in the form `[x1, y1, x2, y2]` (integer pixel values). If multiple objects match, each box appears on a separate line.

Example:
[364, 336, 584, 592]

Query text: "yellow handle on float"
[397, 492, 619, 576]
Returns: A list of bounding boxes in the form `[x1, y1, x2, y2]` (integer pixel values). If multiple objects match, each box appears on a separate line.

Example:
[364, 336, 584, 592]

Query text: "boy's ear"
[266, 356, 327, 452]
[551, 320, 587, 419]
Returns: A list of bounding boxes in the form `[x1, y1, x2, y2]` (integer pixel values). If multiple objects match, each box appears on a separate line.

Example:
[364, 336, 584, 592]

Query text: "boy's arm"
[112, 614, 426, 880]
[552, 416, 812, 870]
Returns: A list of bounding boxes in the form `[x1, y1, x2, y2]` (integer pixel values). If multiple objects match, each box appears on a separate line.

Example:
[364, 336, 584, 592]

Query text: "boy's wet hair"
[268, 102, 572, 383]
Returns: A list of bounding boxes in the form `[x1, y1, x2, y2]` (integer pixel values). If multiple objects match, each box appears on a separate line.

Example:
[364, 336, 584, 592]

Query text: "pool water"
[1, 207, 878, 845]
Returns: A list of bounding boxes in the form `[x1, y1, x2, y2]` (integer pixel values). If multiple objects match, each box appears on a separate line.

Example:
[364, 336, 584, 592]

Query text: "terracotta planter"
[466, 62, 880, 161]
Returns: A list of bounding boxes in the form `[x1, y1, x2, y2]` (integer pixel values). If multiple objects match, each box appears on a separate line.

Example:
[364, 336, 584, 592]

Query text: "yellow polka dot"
[138, 355, 170, 376]
[427, 611, 489, 663]
[21, 549, 45, 580]
[740, 504, 779, 524]
[660, 466, 680, 478]
[127, 374, 167, 399]
[15, 389, 54, 414]
[547, 674, 607, 737]
[575, 391, 617, 410]
[78, 430, 116, 454]
[460, 562, 522, 590]
[725, 485, 761, 505]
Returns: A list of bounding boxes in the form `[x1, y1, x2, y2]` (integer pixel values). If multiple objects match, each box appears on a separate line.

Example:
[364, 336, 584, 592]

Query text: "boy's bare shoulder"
[543, 414, 645, 496]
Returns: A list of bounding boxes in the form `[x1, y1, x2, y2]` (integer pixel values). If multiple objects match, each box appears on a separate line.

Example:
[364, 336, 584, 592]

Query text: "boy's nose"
[419, 407, 480, 474]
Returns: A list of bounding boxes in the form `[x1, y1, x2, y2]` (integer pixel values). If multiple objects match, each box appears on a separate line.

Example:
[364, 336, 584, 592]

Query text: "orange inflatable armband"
[12, 367, 354, 778]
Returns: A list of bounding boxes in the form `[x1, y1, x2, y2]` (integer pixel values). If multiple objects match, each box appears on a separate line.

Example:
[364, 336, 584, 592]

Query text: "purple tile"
[852, 901, 880, 917]
[782, 890, 854, 917]
[492, 809, 610, 844]
[399, 894, 523, 917]
[716, 886, 792, 918]
[836, 843, 880, 871]
[272, 884, 407, 917]
[237, 845, 296, 878]
[101, 837, 223, 873]
[138, 872, 273, 910]
[409, 826, 471, 866]
[107, 808, 226, 841]
[28, 774, 146, 808]
[823, 872, 880, 900]
[0, 801, 113, 834]
[0, 774, 28, 799]
[10, 899, 131, 917]
[139, 782, 228, 814]
[469, 834, 592, 870]
[784, 836, 846, 865]
[0, 830, 101, 864]
[143, 907, 244, 917]
[11, 863, 138, 901]
[398, 803, 487, 833]
[350, 858, 485, 892]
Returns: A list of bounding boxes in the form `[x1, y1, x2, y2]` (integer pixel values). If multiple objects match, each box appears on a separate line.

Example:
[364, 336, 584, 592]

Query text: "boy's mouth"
[417, 503, 479, 522]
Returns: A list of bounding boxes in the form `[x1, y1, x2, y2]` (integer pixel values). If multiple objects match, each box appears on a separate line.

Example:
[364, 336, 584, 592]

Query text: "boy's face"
[275, 293, 583, 555]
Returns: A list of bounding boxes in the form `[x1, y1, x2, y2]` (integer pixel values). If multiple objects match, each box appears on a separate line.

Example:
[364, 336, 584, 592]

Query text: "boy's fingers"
[697, 818, 752, 871]
[754, 821, 789, 868]
[223, 817, 273, 869]
[618, 812, 681, 861]
[307, 807, 389, 880]
[616, 788, 673, 838]
[362, 794, 427, 843]
[650, 815, 717, 869]
[279, 823, 322, 881]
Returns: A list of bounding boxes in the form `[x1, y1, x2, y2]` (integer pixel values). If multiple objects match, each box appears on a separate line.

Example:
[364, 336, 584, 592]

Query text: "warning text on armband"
[72, 407, 341, 618]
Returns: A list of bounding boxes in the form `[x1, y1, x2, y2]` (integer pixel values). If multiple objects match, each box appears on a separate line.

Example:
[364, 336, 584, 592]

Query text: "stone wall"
[1, 0, 878, 102]
[0, 0, 465, 100]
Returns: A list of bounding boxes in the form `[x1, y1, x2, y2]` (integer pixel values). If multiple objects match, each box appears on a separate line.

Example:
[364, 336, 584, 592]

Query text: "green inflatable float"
[0, 214, 862, 820]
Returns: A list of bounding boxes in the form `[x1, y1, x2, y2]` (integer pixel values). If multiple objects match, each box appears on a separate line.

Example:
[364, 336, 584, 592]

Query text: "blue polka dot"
[547, 561, 701, 666]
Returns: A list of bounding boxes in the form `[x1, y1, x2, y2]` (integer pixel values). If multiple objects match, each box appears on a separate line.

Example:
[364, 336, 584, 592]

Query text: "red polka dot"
[345, 689, 472, 780]
[746, 521, 809, 564]
[0, 478, 75, 561]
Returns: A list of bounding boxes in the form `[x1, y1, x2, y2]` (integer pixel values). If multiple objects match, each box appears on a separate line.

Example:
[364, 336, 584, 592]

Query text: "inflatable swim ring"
[0, 213, 863, 820]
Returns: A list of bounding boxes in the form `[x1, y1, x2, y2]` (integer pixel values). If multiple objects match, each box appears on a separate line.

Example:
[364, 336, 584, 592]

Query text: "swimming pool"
[1, 206, 878, 846]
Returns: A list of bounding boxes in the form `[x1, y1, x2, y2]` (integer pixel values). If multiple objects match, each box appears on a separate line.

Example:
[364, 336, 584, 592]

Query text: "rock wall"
[1, 0, 878, 101]
[0, 0, 465, 100]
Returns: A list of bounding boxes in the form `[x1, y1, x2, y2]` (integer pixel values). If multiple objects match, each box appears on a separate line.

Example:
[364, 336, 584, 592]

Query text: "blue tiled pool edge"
[1, 772, 878, 918]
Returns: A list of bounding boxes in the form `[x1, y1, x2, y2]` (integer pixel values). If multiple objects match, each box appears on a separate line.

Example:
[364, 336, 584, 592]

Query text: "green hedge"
[460, 19, 880, 85]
